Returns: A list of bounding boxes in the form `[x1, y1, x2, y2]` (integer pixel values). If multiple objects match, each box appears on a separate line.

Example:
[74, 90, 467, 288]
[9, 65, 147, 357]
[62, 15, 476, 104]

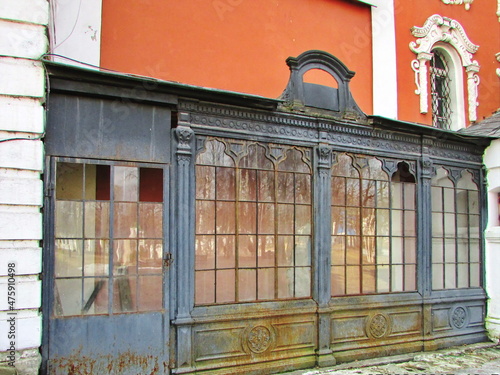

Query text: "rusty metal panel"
[48, 313, 167, 375]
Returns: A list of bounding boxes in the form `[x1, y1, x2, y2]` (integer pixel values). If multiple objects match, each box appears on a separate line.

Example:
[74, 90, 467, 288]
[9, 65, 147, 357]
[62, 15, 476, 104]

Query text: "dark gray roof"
[458, 110, 500, 138]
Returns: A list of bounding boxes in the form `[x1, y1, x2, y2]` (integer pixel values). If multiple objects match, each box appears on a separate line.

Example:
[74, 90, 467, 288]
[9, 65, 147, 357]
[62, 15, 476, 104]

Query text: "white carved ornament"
[441, 0, 473, 10]
[409, 14, 480, 122]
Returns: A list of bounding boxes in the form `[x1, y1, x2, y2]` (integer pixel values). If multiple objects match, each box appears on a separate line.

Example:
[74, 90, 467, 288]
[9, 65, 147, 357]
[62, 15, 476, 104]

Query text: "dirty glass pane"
[346, 179, 360, 207]
[295, 267, 311, 297]
[432, 238, 444, 263]
[279, 149, 309, 173]
[346, 236, 360, 264]
[258, 268, 275, 300]
[295, 236, 311, 266]
[362, 180, 376, 207]
[391, 265, 403, 292]
[391, 210, 403, 236]
[470, 245, 480, 263]
[114, 166, 139, 202]
[277, 268, 293, 299]
[197, 139, 233, 167]
[216, 235, 236, 268]
[457, 214, 468, 236]
[444, 264, 457, 289]
[331, 236, 345, 265]
[239, 235, 256, 267]
[331, 207, 345, 235]
[404, 211, 416, 237]
[470, 263, 480, 287]
[457, 263, 469, 288]
[376, 209, 390, 236]
[195, 235, 215, 270]
[84, 202, 110, 238]
[404, 184, 415, 210]
[443, 188, 455, 212]
[432, 264, 444, 290]
[196, 166, 215, 200]
[376, 265, 390, 293]
[432, 168, 453, 187]
[468, 191, 479, 214]
[238, 269, 256, 301]
[55, 240, 83, 277]
[139, 203, 163, 238]
[216, 270, 235, 303]
[113, 240, 137, 275]
[84, 240, 109, 276]
[56, 201, 83, 238]
[238, 202, 257, 234]
[258, 170, 275, 202]
[331, 177, 346, 206]
[216, 202, 236, 234]
[391, 237, 403, 263]
[216, 167, 236, 201]
[114, 202, 138, 238]
[404, 265, 416, 291]
[55, 278, 82, 316]
[239, 169, 256, 201]
[113, 276, 137, 312]
[362, 237, 376, 264]
[296, 174, 311, 204]
[277, 204, 294, 234]
[362, 208, 375, 236]
[139, 168, 163, 203]
[432, 213, 443, 237]
[405, 238, 416, 264]
[277, 172, 294, 203]
[195, 270, 215, 305]
[362, 266, 376, 294]
[346, 266, 360, 295]
[138, 240, 162, 274]
[346, 208, 360, 235]
[258, 236, 275, 267]
[83, 278, 108, 315]
[392, 182, 403, 209]
[444, 213, 456, 237]
[258, 203, 274, 234]
[444, 241, 456, 262]
[295, 205, 311, 235]
[56, 163, 84, 200]
[377, 181, 390, 208]
[469, 215, 480, 236]
[138, 275, 162, 311]
[457, 171, 477, 190]
[457, 241, 469, 263]
[196, 201, 215, 235]
[277, 236, 294, 266]
[331, 266, 345, 296]
[376, 237, 390, 264]
[332, 154, 356, 178]
[431, 186, 443, 210]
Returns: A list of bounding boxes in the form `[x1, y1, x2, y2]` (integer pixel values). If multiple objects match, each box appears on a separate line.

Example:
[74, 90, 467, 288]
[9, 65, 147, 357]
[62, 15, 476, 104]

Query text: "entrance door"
[45, 159, 170, 374]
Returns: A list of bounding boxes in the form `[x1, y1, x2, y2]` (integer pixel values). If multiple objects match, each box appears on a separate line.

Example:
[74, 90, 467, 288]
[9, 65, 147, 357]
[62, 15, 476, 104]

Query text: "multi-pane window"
[54, 162, 164, 316]
[430, 50, 452, 129]
[331, 154, 417, 296]
[431, 168, 481, 289]
[195, 138, 312, 305]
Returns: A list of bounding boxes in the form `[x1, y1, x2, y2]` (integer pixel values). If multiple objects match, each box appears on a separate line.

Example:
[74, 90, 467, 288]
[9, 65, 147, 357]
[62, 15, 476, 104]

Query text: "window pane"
[346, 179, 360, 206]
[114, 202, 138, 238]
[444, 213, 456, 237]
[346, 266, 360, 295]
[83, 278, 107, 315]
[114, 166, 139, 202]
[295, 236, 311, 266]
[362, 236, 376, 265]
[217, 235, 236, 268]
[405, 238, 416, 264]
[258, 268, 275, 300]
[239, 235, 256, 267]
[277, 268, 293, 299]
[195, 270, 215, 305]
[391, 237, 403, 263]
[331, 266, 345, 296]
[277, 172, 294, 203]
[444, 241, 456, 262]
[432, 213, 443, 237]
[331, 177, 346, 206]
[431, 187, 442, 211]
[392, 182, 403, 210]
[346, 236, 360, 264]
[196, 201, 215, 235]
[443, 188, 455, 212]
[217, 167, 236, 201]
[56, 201, 83, 238]
[444, 263, 456, 289]
[84, 240, 109, 276]
[332, 207, 345, 235]
[296, 174, 311, 204]
[405, 265, 416, 291]
[362, 266, 376, 294]
[432, 264, 444, 290]
[238, 269, 256, 301]
[331, 236, 345, 265]
[391, 210, 403, 236]
[139, 203, 163, 238]
[238, 202, 257, 234]
[346, 208, 360, 235]
[295, 205, 311, 235]
[258, 203, 274, 234]
[113, 240, 137, 276]
[55, 279, 82, 316]
[85, 202, 110, 238]
[258, 170, 275, 202]
[404, 184, 415, 210]
[295, 267, 311, 298]
[470, 263, 480, 287]
[377, 181, 390, 208]
[195, 235, 215, 270]
[362, 208, 375, 236]
[457, 263, 469, 288]
[113, 276, 136, 312]
[216, 270, 235, 303]
[196, 166, 215, 200]
[277, 236, 294, 266]
[138, 275, 162, 311]
[258, 236, 275, 267]
[377, 237, 390, 264]
[277, 204, 294, 234]
[138, 240, 162, 274]
[376, 209, 390, 236]
[404, 211, 416, 236]
[139, 168, 163, 203]
[469, 191, 479, 214]
[457, 241, 469, 262]
[216, 202, 236, 234]
[238, 169, 256, 201]
[56, 163, 83, 200]
[55, 240, 83, 277]
[361, 180, 376, 207]
[377, 265, 390, 293]
[432, 238, 444, 263]
[391, 265, 404, 292]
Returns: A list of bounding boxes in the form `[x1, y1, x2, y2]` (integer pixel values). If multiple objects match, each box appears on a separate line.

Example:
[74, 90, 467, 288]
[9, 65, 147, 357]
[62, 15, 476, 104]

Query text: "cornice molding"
[441, 0, 473, 10]
[410, 14, 480, 122]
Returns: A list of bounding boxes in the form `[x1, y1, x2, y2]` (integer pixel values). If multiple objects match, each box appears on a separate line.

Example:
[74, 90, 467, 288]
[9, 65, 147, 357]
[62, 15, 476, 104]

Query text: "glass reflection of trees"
[195, 138, 312, 305]
[331, 154, 417, 296]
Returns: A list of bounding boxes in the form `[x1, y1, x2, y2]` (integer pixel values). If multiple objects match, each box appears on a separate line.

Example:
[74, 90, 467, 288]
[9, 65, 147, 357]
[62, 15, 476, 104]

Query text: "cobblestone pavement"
[283, 342, 500, 375]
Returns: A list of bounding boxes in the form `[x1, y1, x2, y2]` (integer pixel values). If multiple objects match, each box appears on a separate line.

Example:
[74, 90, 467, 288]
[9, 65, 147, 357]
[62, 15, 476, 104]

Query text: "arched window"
[410, 15, 480, 129]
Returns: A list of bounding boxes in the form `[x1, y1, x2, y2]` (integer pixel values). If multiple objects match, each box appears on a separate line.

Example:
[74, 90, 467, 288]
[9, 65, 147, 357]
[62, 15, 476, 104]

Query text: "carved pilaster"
[420, 156, 434, 298]
[466, 66, 480, 122]
[411, 53, 433, 114]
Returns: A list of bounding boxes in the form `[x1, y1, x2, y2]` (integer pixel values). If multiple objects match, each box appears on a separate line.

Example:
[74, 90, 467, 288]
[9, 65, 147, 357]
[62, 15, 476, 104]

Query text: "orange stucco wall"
[394, 0, 500, 126]
[100, 0, 373, 114]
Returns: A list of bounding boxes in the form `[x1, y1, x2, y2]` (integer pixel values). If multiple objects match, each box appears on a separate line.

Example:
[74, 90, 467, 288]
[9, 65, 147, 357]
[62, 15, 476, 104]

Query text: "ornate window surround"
[441, 0, 473, 10]
[410, 15, 480, 124]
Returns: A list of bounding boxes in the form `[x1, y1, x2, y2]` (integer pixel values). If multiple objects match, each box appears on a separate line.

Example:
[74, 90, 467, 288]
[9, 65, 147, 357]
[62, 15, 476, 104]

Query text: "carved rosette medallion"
[246, 326, 273, 354]
[450, 306, 468, 329]
[367, 313, 391, 339]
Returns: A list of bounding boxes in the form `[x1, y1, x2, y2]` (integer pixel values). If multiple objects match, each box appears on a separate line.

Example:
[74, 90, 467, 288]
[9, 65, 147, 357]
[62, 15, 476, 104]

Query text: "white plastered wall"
[0, 0, 48, 373]
[485, 139, 500, 341]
